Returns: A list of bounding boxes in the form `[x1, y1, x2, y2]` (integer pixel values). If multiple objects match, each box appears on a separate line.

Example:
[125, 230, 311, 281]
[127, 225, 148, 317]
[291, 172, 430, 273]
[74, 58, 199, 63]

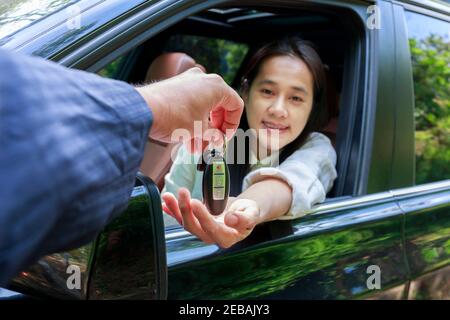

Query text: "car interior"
[96, 4, 367, 237]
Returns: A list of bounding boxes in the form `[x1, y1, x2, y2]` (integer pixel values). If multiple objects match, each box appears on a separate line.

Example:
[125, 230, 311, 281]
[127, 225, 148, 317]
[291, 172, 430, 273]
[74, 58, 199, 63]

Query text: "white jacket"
[162, 132, 337, 220]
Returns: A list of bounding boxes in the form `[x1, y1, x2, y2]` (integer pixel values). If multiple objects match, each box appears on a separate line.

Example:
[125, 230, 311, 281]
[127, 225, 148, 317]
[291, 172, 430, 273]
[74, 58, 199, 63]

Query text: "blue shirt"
[0, 49, 152, 285]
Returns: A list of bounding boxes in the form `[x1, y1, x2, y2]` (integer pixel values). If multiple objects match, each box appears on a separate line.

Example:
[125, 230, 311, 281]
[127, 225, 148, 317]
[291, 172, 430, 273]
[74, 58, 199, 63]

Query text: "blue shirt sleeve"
[0, 49, 152, 285]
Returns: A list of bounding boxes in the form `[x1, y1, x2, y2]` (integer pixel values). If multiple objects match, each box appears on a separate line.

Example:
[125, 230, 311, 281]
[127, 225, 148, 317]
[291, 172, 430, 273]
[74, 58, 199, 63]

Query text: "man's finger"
[211, 88, 243, 139]
[203, 127, 224, 148]
[223, 87, 244, 134]
[184, 66, 205, 74]
[184, 137, 204, 154]
[210, 107, 224, 131]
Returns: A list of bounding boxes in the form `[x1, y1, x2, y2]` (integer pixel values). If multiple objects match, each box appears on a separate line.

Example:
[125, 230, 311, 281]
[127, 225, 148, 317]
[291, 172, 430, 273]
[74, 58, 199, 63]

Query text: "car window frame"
[81, 1, 373, 241]
[12, 0, 377, 246]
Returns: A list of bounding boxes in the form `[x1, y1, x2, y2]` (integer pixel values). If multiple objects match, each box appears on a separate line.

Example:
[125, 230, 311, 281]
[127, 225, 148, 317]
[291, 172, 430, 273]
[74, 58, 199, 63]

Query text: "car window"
[405, 11, 450, 185]
[97, 54, 125, 79]
[163, 34, 249, 85]
[0, 0, 81, 40]
[429, 0, 450, 5]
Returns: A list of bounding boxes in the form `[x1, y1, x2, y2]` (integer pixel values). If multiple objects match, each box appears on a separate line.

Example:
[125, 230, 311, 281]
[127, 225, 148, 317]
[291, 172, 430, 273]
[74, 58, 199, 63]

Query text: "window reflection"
[0, 0, 80, 39]
[405, 11, 450, 184]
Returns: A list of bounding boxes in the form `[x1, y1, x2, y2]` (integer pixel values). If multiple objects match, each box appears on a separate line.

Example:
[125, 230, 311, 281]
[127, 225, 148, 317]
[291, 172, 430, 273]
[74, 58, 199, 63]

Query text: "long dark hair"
[228, 36, 329, 196]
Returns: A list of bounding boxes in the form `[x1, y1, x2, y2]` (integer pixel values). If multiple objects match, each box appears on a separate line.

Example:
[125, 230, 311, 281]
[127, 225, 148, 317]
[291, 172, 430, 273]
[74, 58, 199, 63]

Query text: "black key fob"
[199, 149, 229, 215]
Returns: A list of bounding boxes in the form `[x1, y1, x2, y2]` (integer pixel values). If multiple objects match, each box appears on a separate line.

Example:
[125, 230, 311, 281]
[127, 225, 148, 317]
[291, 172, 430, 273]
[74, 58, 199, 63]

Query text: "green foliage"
[164, 35, 249, 85]
[410, 35, 450, 184]
[97, 55, 124, 79]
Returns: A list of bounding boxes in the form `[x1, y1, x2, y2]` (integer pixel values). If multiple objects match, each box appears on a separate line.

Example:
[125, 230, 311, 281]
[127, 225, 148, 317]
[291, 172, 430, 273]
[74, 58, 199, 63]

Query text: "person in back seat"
[162, 37, 337, 248]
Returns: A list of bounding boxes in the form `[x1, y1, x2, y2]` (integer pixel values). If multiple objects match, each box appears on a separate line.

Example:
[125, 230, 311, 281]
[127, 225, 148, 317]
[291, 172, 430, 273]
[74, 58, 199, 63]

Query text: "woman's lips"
[261, 121, 289, 133]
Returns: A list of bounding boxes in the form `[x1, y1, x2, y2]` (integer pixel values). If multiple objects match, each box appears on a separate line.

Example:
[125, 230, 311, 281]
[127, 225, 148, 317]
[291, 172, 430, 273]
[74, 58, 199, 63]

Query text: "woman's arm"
[242, 132, 337, 219]
[162, 178, 291, 248]
[161, 133, 337, 248]
[236, 178, 292, 224]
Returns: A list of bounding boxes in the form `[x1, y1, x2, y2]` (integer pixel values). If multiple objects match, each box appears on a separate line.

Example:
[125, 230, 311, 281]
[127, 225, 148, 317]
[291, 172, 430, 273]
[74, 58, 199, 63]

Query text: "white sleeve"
[242, 132, 337, 219]
[161, 144, 199, 196]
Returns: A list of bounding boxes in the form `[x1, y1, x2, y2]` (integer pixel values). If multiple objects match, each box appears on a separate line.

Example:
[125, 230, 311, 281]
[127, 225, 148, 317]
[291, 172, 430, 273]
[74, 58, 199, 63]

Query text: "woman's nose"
[268, 97, 288, 118]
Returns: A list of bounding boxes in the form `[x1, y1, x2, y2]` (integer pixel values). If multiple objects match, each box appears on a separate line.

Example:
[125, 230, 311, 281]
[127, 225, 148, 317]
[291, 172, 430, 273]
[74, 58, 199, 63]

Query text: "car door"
[395, 182, 450, 300]
[161, 0, 408, 300]
[396, 2, 450, 300]
[8, 174, 167, 300]
[0, 0, 426, 300]
[165, 191, 408, 299]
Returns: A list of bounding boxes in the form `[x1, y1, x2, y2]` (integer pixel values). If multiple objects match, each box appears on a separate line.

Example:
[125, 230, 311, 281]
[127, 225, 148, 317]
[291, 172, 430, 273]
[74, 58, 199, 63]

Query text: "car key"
[197, 137, 230, 215]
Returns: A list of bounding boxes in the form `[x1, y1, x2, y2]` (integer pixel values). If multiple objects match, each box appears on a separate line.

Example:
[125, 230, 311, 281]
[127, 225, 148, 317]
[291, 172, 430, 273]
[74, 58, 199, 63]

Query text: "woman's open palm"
[162, 188, 260, 248]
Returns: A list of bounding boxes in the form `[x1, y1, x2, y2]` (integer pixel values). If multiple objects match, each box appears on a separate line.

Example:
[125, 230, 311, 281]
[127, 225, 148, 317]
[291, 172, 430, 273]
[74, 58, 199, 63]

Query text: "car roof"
[1, 0, 448, 56]
[398, 0, 450, 15]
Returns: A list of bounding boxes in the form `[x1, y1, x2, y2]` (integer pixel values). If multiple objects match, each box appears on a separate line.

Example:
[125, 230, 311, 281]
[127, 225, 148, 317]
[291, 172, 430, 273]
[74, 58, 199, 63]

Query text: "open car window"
[90, 5, 367, 237]
[151, 9, 362, 231]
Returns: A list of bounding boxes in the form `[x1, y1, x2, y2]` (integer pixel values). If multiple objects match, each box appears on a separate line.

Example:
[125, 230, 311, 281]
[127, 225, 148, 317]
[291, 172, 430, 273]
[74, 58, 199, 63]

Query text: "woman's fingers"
[162, 202, 173, 216]
[161, 193, 183, 225]
[164, 190, 255, 247]
[177, 188, 191, 214]
[225, 208, 258, 231]
[178, 188, 196, 227]
[162, 202, 183, 226]
[190, 199, 219, 234]
[224, 200, 260, 232]
[190, 199, 239, 248]
[177, 188, 215, 244]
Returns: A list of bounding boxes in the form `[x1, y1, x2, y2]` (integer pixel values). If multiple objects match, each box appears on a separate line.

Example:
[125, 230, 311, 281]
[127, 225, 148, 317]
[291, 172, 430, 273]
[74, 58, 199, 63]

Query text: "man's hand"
[135, 67, 244, 149]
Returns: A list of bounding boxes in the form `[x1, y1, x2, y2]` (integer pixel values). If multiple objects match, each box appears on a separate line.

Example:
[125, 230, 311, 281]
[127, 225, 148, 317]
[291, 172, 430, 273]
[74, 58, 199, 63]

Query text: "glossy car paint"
[1, 0, 449, 299]
[166, 192, 408, 299]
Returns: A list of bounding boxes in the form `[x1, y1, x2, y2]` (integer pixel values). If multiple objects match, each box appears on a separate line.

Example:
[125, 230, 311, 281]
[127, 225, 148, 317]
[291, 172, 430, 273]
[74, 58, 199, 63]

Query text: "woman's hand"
[162, 188, 260, 248]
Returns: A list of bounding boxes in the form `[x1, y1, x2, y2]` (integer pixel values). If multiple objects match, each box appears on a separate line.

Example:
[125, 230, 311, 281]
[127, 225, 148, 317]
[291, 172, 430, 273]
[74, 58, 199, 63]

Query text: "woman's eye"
[260, 89, 273, 96]
[291, 96, 303, 103]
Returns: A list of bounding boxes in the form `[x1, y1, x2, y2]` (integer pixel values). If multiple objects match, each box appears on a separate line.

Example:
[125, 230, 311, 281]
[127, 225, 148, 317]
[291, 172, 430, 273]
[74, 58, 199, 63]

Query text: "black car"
[0, 0, 449, 299]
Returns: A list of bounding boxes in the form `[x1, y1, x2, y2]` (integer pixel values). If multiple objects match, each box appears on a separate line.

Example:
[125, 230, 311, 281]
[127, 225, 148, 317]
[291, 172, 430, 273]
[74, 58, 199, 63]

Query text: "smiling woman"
[0, 0, 80, 40]
[161, 37, 337, 248]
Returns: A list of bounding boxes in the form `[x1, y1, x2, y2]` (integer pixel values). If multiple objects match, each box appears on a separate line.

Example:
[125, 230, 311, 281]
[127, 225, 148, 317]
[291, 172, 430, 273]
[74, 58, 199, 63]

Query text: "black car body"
[0, 0, 449, 299]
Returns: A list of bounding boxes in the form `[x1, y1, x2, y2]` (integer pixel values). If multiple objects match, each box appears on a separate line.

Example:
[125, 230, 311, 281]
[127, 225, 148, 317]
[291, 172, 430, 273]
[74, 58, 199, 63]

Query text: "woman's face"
[244, 54, 314, 154]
